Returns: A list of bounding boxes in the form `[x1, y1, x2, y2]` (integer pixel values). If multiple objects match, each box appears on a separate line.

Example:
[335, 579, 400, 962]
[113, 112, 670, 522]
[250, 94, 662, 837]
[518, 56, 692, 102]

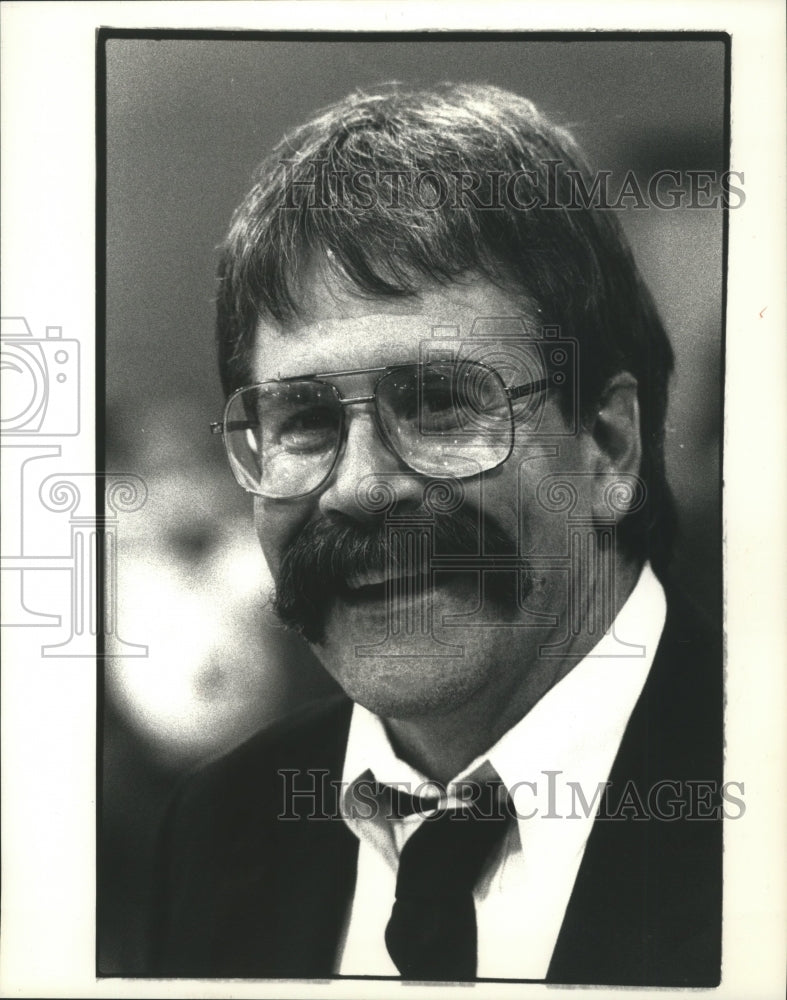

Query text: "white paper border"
[1, 2, 785, 998]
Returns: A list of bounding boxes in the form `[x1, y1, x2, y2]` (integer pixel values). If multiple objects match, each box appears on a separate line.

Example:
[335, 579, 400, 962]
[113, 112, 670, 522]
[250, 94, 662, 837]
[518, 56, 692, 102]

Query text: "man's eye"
[395, 379, 455, 420]
[277, 408, 337, 452]
[419, 389, 459, 427]
[391, 386, 462, 434]
[423, 386, 456, 413]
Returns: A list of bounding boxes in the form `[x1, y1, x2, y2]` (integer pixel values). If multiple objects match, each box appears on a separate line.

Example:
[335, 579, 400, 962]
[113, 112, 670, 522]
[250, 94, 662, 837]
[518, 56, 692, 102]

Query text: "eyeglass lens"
[376, 362, 512, 479]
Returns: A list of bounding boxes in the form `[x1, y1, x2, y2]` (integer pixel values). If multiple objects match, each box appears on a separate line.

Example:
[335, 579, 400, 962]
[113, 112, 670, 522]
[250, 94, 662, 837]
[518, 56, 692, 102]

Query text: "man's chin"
[314, 636, 485, 721]
[299, 577, 493, 718]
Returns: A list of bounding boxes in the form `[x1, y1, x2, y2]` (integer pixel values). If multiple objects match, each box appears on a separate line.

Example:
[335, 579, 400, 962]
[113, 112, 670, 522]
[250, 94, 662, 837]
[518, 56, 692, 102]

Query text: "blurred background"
[100, 36, 725, 973]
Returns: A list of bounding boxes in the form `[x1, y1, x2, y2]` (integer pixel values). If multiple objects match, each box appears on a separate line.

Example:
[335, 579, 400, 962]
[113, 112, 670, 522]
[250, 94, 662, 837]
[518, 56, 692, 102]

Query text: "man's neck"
[383, 556, 644, 785]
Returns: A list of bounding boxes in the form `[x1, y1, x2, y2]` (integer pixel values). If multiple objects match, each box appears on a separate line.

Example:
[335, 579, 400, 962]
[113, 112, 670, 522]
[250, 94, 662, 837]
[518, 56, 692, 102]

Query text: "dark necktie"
[384, 781, 510, 980]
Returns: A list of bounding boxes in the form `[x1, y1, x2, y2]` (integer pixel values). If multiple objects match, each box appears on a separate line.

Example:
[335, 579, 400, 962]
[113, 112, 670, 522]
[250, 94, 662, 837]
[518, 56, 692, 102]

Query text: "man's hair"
[215, 83, 676, 572]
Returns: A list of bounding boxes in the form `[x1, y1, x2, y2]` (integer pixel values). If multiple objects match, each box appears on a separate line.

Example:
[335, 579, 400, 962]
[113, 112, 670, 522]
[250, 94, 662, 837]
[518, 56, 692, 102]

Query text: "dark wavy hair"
[215, 84, 676, 573]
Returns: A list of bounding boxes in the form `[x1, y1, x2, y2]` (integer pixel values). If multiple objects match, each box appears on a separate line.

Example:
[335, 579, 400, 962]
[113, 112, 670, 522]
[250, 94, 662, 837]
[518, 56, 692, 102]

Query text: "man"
[151, 85, 722, 986]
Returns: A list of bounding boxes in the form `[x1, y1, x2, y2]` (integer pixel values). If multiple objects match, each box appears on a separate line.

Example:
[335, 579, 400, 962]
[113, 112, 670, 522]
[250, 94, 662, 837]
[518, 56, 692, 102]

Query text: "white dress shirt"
[335, 563, 667, 979]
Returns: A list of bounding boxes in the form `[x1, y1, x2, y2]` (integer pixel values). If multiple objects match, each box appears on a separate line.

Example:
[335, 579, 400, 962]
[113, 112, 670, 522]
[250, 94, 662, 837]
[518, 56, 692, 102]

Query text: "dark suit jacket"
[149, 590, 723, 986]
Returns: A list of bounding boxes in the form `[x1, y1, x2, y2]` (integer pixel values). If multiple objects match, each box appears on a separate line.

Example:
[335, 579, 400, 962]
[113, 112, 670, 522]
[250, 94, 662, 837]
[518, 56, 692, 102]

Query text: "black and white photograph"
[1, 4, 785, 999]
[101, 31, 730, 985]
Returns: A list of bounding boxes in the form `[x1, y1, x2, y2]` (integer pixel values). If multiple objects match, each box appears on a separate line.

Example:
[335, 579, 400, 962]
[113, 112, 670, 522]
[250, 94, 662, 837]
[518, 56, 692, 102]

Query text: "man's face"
[251, 267, 595, 721]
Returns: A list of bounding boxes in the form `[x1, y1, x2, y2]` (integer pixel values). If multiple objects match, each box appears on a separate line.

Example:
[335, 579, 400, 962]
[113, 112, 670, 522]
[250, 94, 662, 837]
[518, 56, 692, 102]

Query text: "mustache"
[272, 506, 520, 644]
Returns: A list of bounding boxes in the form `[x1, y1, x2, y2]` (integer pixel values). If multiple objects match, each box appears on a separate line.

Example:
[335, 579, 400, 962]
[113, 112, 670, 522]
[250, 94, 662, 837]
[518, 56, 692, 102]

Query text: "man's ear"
[586, 372, 642, 519]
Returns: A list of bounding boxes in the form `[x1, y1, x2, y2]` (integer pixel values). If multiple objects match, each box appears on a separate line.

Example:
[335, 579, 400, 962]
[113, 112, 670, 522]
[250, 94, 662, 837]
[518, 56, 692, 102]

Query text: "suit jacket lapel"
[547, 591, 723, 987]
[546, 663, 655, 984]
[265, 696, 359, 976]
[268, 766, 359, 976]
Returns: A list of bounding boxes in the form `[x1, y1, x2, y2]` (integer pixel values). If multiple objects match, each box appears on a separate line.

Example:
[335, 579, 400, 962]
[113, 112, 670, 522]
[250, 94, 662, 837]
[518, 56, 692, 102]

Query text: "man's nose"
[317, 409, 424, 523]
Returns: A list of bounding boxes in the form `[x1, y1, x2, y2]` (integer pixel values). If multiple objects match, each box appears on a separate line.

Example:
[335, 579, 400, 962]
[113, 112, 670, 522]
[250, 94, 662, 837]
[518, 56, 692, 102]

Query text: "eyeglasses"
[210, 360, 548, 499]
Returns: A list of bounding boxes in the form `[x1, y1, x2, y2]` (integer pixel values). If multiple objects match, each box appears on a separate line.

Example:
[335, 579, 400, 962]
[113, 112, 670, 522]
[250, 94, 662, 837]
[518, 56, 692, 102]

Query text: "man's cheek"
[253, 498, 296, 574]
[253, 519, 277, 573]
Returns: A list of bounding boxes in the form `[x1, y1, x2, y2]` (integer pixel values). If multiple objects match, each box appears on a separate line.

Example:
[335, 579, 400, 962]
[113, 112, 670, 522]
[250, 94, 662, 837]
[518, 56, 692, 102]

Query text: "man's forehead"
[254, 314, 459, 378]
[250, 277, 542, 381]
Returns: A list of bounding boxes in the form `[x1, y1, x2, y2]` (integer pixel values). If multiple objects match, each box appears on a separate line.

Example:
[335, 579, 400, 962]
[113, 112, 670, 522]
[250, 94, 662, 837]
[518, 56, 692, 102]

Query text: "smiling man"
[151, 85, 723, 986]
